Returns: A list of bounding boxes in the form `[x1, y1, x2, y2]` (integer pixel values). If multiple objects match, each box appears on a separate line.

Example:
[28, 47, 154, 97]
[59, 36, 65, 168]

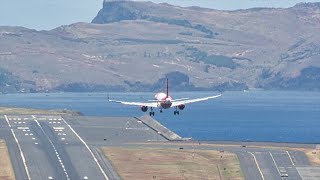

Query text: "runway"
[0, 115, 110, 180]
[0, 114, 318, 180]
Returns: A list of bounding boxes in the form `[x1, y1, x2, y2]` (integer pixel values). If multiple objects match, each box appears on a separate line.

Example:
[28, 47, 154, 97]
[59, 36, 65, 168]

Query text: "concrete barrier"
[135, 115, 183, 141]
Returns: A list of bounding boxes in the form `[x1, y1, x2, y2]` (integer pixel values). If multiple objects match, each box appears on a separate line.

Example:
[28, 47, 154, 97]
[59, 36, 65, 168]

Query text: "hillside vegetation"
[0, 1, 319, 93]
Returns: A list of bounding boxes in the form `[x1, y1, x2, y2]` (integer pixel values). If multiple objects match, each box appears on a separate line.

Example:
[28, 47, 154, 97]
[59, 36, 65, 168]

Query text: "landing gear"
[149, 107, 155, 116]
[174, 106, 180, 115]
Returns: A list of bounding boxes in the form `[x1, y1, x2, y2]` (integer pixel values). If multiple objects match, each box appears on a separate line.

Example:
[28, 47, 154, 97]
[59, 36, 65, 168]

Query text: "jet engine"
[178, 104, 185, 110]
[141, 106, 148, 112]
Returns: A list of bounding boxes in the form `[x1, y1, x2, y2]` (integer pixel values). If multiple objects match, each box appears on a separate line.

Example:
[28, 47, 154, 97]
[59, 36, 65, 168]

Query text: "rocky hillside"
[0, 1, 319, 93]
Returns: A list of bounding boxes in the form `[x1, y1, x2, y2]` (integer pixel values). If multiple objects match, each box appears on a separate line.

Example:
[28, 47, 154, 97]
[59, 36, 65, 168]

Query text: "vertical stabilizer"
[166, 78, 169, 98]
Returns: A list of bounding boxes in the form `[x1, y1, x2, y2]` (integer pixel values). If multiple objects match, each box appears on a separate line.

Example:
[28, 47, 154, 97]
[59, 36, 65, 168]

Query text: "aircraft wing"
[171, 94, 221, 107]
[109, 99, 158, 108]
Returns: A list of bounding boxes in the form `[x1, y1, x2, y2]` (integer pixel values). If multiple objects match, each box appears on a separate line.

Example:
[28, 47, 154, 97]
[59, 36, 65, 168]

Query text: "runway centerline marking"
[32, 116, 70, 180]
[248, 152, 265, 180]
[269, 152, 282, 178]
[4, 115, 31, 180]
[61, 117, 109, 180]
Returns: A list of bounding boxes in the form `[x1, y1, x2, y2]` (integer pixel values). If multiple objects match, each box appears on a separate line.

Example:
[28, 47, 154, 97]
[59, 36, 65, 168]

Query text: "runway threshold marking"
[32, 116, 70, 180]
[269, 152, 282, 178]
[61, 117, 109, 180]
[17, 127, 29, 130]
[4, 115, 31, 180]
[248, 152, 265, 180]
[286, 151, 295, 166]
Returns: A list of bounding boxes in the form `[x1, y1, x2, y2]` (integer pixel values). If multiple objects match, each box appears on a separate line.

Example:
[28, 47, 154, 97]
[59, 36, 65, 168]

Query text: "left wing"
[109, 99, 158, 108]
[171, 94, 221, 107]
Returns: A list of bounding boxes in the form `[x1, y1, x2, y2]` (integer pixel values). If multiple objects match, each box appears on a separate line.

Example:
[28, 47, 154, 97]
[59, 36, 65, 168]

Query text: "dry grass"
[103, 147, 243, 180]
[135, 142, 320, 167]
[0, 140, 15, 180]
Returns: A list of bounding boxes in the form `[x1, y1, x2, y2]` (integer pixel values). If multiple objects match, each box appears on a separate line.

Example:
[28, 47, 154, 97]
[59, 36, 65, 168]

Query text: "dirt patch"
[0, 140, 15, 180]
[304, 149, 320, 166]
[103, 147, 243, 180]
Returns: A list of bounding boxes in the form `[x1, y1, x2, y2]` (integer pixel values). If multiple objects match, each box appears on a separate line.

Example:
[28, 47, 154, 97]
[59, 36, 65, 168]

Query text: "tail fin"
[166, 78, 169, 98]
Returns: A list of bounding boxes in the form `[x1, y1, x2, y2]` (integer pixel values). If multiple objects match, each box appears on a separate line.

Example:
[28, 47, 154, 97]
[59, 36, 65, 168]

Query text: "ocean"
[1, 91, 319, 143]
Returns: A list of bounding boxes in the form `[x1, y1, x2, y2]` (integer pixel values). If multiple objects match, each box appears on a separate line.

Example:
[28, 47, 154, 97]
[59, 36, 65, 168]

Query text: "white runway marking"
[61, 117, 109, 180]
[53, 127, 65, 130]
[269, 152, 282, 177]
[248, 152, 265, 180]
[286, 151, 295, 166]
[33, 116, 70, 180]
[4, 115, 31, 180]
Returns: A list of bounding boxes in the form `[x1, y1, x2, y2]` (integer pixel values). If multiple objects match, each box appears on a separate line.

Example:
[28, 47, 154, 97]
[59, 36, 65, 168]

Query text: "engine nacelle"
[141, 106, 148, 112]
[178, 104, 185, 110]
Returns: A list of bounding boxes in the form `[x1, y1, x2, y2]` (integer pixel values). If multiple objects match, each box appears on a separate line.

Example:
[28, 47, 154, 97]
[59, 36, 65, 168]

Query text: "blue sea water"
[0, 91, 319, 143]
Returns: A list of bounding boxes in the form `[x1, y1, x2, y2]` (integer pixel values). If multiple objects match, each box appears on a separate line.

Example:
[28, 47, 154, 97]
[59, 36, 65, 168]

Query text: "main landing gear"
[149, 107, 155, 116]
[174, 106, 180, 115]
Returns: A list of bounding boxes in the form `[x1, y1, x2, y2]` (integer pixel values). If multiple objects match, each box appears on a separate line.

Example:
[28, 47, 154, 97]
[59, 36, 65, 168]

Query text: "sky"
[0, 0, 319, 30]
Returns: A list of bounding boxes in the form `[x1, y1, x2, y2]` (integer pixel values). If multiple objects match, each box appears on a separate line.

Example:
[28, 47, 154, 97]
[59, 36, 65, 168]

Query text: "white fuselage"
[155, 92, 173, 109]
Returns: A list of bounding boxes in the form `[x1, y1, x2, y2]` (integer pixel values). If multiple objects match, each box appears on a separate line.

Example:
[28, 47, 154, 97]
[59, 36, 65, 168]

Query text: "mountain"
[0, 1, 319, 93]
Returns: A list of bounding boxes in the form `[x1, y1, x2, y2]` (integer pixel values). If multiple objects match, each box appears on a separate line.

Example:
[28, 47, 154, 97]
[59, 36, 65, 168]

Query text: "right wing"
[109, 99, 158, 108]
[171, 94, 221, 107]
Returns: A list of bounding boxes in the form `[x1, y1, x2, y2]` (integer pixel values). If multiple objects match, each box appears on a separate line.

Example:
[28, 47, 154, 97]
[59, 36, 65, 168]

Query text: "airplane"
[109, 79, 221, 116]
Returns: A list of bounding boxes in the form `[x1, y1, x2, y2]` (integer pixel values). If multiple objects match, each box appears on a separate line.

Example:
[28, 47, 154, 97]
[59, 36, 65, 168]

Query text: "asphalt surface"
[0, 115, 110, 180]
[0, 114, 319, 180]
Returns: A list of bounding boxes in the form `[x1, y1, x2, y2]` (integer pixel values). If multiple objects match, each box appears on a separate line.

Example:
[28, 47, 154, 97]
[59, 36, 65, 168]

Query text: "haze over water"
[1, 91, 320, 143]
